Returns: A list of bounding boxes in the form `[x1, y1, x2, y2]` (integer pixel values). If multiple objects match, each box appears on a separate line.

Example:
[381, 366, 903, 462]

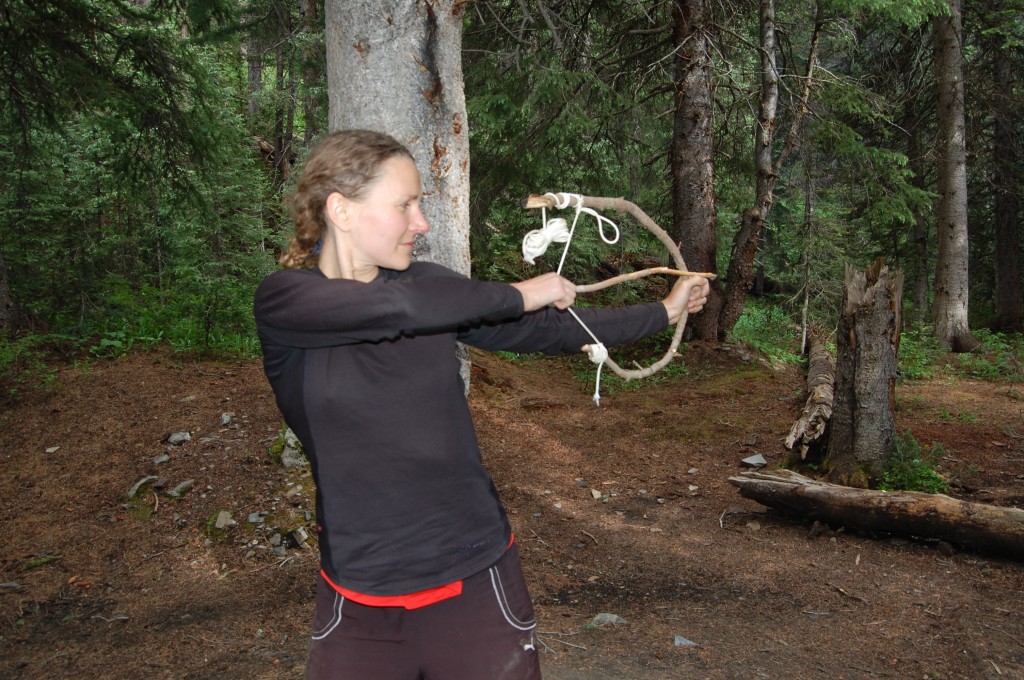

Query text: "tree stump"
[825, 260, 903, 487]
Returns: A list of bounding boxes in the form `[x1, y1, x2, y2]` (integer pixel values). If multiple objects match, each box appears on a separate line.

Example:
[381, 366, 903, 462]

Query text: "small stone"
[687, 468, 698, 475]
[741, 454, 768, 468]
[214, 511, 234, 530]
[166, 479, 194, 498]
[167, 432, 192, 446]
[575, 480, 589, 488]
[221, 413, 233, 426]
[272, 546, 287, 557]
[248, 512, 266, 524]
[289, 527, 309, 546]
[269, 533, 282, 546]
[179, 396, 196, 403]
[590, 488, 602, 500]
[590, 613, 627, 627]
[674, 635, 699, 648]
[153, 454, 170, 465]
[45, 446, 60, 454]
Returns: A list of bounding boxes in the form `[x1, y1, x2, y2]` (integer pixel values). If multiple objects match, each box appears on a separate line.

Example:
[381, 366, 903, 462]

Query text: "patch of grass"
[898, 327, 939, 380]
[566, 348, 692, 397]
[952, 329, 1024, 381]
[23, 555, 61, 571]
[900, 327, 1024, 382]
[0, 334, 73, 403]
[877, 432, 949, 494]
[728, 302, 803, 365]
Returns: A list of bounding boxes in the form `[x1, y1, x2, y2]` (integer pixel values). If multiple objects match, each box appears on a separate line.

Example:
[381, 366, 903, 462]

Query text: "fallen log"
[728, 469, 1024, 561]
[784, 333, 834, 460]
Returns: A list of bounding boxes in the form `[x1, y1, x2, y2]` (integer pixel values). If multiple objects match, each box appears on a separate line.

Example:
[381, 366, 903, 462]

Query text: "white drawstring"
[521, 193, 619, 406]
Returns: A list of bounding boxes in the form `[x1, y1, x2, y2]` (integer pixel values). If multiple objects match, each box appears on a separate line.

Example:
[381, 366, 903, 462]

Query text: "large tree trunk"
[325, 0, 470, 278]
[729, 469, 1024, 561]
[825, 261, 903, 488]
[992, 49, 1021, 332]
[931, 0, 978, 352]
[670, 0, 721, 341]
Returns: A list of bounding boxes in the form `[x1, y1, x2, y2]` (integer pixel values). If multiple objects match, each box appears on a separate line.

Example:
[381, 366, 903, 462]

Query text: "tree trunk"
[670, 0, 720, 341]
[992, 50, 1021, 332]
[325, 0, 470, 278]
[906, 122, 931, 323]
[785, 332, 834, 461]
[718, 0, 777, 337]
[729, 469, 1024, 561]
[299, 0, 323, 144]
[931, 0, 978, 352]
[0, 251, 20, 336]
[245, 28, 262, 120]
[719, 1, 821, 338]
[825, 260, 903, 487]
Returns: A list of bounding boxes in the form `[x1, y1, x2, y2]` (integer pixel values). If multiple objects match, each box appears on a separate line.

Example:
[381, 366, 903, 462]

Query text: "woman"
[254, 129, 709, 679]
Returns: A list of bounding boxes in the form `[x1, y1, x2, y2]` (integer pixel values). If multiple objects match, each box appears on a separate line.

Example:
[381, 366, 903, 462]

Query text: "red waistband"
[322, 534, 514, 610]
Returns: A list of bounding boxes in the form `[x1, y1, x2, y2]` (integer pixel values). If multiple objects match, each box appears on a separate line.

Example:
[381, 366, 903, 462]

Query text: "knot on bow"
[522, 218, 570, 265]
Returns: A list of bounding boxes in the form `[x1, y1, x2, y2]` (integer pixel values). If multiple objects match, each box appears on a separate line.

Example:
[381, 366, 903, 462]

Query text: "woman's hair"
[280, 129, 414, 269]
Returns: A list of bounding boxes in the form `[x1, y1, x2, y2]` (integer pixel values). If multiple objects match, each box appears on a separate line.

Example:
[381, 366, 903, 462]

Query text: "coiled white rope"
[521, 192, 620, 406]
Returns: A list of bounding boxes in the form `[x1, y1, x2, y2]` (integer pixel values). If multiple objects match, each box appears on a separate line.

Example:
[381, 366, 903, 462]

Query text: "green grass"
[727, 301, 803, 365]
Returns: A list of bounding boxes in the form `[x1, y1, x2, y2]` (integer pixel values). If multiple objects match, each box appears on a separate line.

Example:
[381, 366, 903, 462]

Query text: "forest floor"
[1, 341, 1023, 680]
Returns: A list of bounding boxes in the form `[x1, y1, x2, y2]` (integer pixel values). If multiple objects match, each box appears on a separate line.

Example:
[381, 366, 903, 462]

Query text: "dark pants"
[306, 543, 542, 680]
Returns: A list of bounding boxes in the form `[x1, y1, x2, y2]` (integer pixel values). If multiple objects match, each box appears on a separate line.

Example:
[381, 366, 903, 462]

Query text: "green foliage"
[877, 432, 949, 494]
[0, 334, 69, 403]
[951, 330, 1024, 381]
[822, 0, 947, 28]
[728, 302, 804, 365]
[898, 327, 940, 380]
[899, 328, 1024, 382]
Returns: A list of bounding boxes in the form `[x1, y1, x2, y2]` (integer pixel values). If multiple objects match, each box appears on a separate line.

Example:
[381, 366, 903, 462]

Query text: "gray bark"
[325, 0, 470, 277]
[670, 0, 720, 341]
[931, 0, 977, 352]
[825, 261, 903, 488]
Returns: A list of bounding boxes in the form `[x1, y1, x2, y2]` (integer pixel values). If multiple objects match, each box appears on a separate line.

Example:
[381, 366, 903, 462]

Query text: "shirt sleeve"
[459, 301, 669, 355]
[254, 265, 525, 349]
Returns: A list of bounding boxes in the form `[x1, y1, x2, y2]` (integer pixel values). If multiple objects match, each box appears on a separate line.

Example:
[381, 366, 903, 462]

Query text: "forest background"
[1, 0, 1023, 388]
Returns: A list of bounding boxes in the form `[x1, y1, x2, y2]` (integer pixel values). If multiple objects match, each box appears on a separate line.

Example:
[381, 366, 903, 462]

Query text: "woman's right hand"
[512, 273, 577, 312]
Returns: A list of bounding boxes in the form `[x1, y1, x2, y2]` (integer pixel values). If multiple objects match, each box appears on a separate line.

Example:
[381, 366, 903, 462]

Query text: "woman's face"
[342, 156, 430, 280]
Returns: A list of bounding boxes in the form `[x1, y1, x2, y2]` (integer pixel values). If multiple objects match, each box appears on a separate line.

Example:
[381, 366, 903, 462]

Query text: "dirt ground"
[1, 341, 1023, 679]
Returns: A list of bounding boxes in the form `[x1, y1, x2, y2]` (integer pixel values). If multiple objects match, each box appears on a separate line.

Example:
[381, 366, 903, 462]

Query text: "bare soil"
[1, 343, 1023, 679]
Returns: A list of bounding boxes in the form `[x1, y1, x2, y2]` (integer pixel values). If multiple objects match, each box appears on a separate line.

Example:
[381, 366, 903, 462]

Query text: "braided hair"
[280, 130, 414, 269]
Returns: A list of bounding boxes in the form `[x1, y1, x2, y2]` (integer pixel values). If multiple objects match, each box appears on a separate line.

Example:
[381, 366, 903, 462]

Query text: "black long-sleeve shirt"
[254, 261, 668, 596]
